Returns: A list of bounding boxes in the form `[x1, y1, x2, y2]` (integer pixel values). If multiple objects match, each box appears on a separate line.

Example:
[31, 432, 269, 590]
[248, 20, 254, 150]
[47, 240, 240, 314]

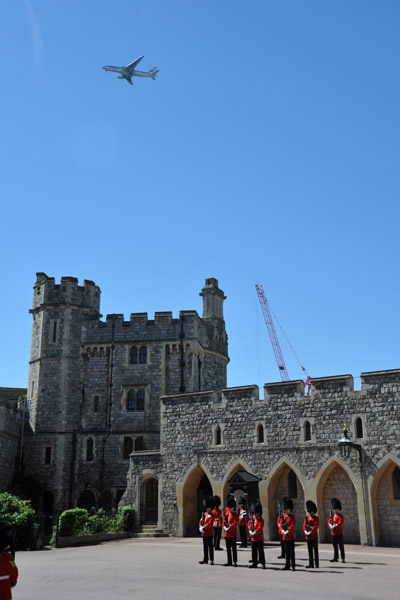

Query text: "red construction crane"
[255, 283, 311, 394]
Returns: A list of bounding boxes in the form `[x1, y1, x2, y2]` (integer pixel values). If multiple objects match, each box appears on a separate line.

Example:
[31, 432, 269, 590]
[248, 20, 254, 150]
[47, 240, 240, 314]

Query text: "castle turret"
[200, 278, 226, 320]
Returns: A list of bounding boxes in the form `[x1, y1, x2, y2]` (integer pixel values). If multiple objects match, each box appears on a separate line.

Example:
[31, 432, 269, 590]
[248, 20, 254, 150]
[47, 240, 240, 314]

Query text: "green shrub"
[0, 492, 35, 547]
[116, 506, 135, 532]
[58, 508, 88, 536]
[82, 509, 117, 535]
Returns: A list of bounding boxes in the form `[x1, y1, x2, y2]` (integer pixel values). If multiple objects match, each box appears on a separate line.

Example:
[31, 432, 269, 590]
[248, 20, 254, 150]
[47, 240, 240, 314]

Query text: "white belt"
[0, 575, 10, 581]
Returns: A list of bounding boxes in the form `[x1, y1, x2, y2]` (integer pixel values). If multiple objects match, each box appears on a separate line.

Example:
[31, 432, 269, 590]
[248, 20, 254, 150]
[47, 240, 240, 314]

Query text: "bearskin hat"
[202, 495, 214, 510]
[306, 500, 317, 514]
[226, 494, 236, 509]
[250, 499, 262, 515]
[331, 498, 342, 510]
[238, 496, 246, 506]
[0, 520, 13, 552]
[213, 495, 221, 508]
[282, 496, 293, 511]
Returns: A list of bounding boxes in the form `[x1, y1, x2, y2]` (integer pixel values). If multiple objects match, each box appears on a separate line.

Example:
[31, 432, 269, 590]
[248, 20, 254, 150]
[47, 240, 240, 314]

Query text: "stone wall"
[126, 369, 400, 546]
[0, 388, 26, 491]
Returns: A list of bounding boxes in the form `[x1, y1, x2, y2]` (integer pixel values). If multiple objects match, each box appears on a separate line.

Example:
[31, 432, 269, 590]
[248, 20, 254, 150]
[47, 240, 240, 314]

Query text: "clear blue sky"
[1, 0, 399, 392]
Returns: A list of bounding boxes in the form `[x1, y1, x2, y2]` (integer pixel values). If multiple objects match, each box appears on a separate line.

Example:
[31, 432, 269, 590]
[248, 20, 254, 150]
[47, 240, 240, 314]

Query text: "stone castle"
[0, 273, 399, 547]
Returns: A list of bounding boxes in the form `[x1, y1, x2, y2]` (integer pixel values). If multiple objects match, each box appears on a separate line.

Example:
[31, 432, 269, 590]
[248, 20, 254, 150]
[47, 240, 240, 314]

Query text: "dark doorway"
[197, 474, 213, 527]
[78, 490, 96, 510]
[141, 478, 158, 524]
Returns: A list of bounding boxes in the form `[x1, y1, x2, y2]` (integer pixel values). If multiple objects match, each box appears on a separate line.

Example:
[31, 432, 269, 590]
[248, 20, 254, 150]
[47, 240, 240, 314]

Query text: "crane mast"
[255, 283, 290, 382]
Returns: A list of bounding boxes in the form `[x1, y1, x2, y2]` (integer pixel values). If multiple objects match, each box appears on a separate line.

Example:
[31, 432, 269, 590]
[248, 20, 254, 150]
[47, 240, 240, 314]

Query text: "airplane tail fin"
[150, 68, 159, 81]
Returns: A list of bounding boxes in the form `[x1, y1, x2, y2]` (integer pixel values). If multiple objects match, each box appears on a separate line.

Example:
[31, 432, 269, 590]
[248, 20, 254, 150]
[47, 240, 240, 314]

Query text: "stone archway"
[371, 459, 400, 547]
[182, 466, 213, 536]
[318, 461, 360, 544]
[267, 462, 305, 540]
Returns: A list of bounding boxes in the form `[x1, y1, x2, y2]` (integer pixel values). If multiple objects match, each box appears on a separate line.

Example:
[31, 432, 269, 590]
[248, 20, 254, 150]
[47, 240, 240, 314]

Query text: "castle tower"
[24, 273, 228, 513]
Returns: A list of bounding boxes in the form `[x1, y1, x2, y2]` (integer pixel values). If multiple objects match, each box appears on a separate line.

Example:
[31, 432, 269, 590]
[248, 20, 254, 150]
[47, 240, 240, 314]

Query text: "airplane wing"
[126, 55, 144, 71]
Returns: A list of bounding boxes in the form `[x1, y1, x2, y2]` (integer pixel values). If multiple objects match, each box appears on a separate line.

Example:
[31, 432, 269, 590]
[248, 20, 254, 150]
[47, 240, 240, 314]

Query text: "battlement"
[31, 273, 101, 312]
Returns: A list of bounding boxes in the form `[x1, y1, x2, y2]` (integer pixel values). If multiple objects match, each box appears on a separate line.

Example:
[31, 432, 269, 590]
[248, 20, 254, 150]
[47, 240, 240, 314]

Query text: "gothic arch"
[222, 459, 255, 502]
[370, 455, 400, 547]
[316, 457, 360, 543]
[181, 463, 214, 536]
[266, 459, 306, 541]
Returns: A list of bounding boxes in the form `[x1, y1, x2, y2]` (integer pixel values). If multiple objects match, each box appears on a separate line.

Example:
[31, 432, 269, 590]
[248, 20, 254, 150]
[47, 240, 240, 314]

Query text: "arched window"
[304, 420, 311, 441]
[135, 436, 144, 451]
[86, 438, 94, 462]
[392, 466, 400, 499]
[129, 346, 138, 364]
[215, 426, 222, 446]
[126, 389, 145, 411]
[257, 424, 264, 443]
[288, 469, 297, 498]
[139, 346, 147, 364]
[355, 417, 363, 439]
[123, 437, 133, 459]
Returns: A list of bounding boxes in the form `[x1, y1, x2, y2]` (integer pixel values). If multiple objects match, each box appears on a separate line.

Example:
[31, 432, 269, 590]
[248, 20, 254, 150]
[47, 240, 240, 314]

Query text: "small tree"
[0, 492, 35, 547]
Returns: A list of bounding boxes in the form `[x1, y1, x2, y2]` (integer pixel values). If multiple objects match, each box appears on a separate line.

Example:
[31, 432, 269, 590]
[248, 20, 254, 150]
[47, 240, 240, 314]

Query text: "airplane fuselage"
[102, 62, 159, 86]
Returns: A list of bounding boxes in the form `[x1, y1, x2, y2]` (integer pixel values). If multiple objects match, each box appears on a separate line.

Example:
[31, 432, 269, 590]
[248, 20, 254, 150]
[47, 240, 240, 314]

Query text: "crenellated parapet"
[31, 272, 101, 313]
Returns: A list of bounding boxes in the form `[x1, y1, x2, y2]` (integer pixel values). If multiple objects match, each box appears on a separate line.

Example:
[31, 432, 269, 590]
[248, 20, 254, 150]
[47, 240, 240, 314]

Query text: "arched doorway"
[78, 490, 96, 510]
[182, 466, 213, 536]
[318, 462, 360, 544]
[140, 478, 158, 525]
[372, 460, 400, 546]
[268, 463, 305, 540]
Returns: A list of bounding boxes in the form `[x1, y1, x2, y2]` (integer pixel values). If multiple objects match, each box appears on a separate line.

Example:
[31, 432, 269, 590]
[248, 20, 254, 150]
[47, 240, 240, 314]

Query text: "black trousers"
[202, 536, 214, 562]
[307, 538, 319, 567]
[239, 525, 248, 547]
[251, 540, 265, 566]
[332, 534, 345, 561]
[214, 527, 222, 549]
[225, 537, 237, 565]
[279, 534, 286, 557]
[284, 540, 295, 569]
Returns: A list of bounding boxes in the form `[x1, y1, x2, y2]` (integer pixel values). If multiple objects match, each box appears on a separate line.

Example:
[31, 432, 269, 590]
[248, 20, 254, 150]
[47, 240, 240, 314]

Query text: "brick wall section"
[377, 469, 400, 547]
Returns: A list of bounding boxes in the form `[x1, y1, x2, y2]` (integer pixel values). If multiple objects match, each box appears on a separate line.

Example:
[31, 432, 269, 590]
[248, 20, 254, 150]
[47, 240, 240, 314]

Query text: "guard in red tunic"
[277, 510, 286, 559]
[199, 496, 215, 565]
[238, 497, 248, 548]
[280, 497, 296, 571]
[0, 521, 18, 600]
[248, 499, 266, 569]
[212, 495, 223, 551]
[328, 497, 345, 563]
[303, 500, 319, 568]
[223, 495, 239, 567]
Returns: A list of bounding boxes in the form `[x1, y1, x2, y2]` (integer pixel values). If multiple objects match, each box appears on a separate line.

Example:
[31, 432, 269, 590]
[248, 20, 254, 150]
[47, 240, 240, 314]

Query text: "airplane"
[102, 55, 159, 85]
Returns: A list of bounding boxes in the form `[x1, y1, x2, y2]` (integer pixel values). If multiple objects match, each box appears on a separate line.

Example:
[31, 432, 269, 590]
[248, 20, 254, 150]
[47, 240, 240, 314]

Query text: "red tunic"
[212, 507, 222, 528]
[199, 511, 214, 537]
[0, 551, 18, 600]
[247, 516, 264, 542]
[223, 510, 238, 538]
[238, 508, 248, 527]
[303, 515, 319, 540]
[281, 513, 296, 541]
[277, 514, 284, 534]
[328, 513, 344, 536]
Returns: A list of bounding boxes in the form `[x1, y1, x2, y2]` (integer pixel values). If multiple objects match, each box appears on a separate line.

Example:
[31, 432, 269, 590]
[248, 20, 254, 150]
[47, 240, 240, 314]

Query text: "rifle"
[248, 508, 255, 531]
[200, 511, 205, 529]
[224, 508, 230, 529]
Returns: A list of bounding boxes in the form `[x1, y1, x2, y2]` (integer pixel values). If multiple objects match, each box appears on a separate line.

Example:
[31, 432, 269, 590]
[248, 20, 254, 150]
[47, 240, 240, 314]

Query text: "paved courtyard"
[14, 538, 400, 600]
